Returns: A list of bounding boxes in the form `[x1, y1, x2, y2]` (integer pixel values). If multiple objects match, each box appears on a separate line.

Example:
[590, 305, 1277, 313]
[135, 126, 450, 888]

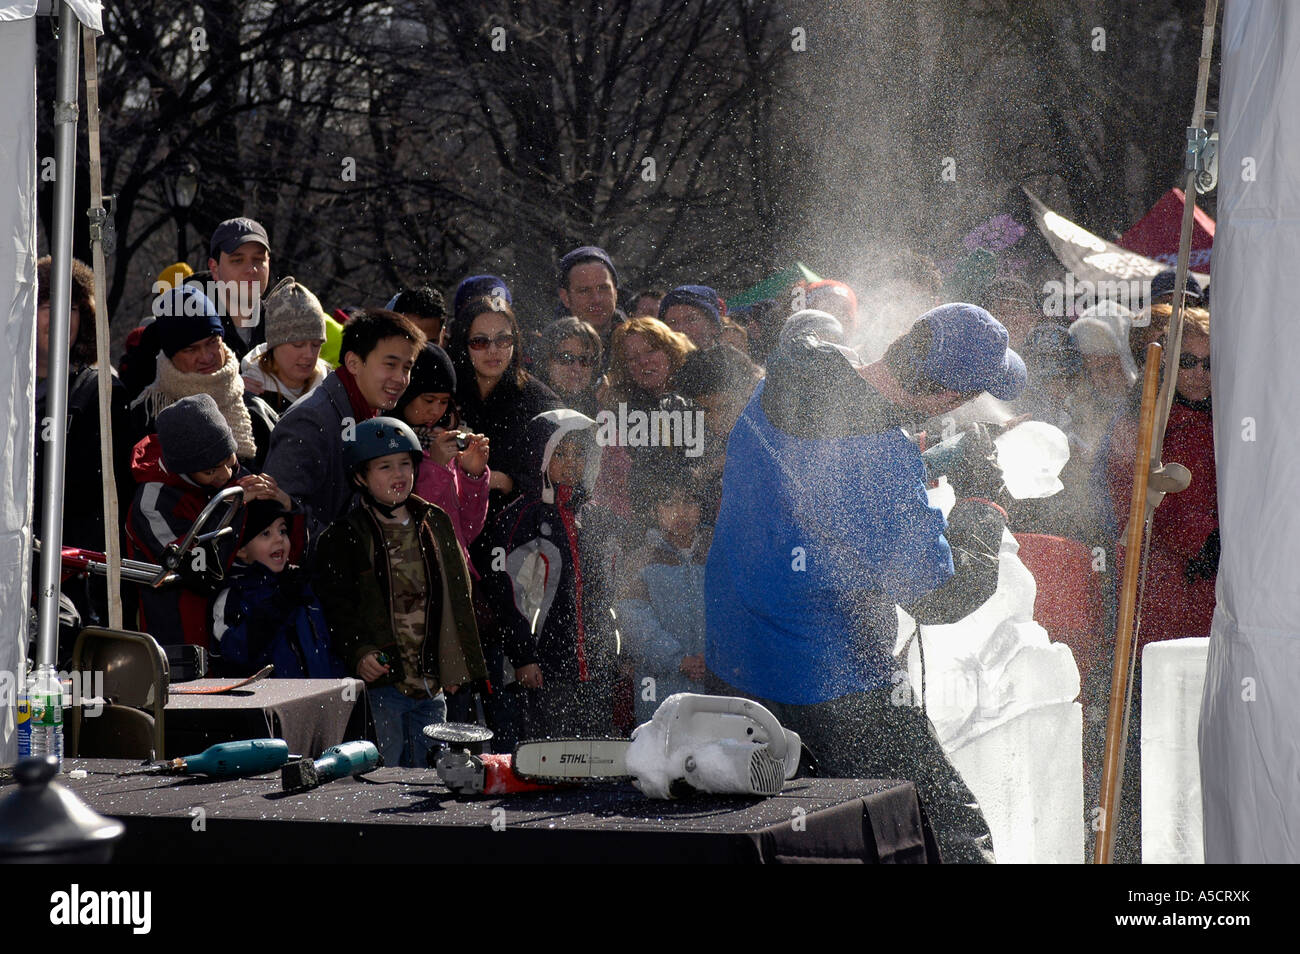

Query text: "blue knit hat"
[910, 303, 1026, 400]
[452, 275, 511, 318]
[153, 285, 225, 358]
[658, 285, 722, 327]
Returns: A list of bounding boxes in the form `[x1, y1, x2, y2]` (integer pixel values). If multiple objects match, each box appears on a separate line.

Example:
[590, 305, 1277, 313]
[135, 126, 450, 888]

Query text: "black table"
[164, 679, 363, 758]
[55, 760, 938, 864]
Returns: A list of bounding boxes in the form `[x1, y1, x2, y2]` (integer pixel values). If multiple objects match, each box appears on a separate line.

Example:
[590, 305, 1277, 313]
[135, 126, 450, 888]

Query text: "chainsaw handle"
[668, 693, 798, 768]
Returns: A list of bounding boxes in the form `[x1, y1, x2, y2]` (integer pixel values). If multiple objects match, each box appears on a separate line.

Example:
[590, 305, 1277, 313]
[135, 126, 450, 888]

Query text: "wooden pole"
[82, 28, 122, 629]
[1094, 342, 1163, 864]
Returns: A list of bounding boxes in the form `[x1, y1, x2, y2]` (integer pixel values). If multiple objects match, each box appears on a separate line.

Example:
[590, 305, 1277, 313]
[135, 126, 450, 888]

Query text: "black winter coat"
[456, 373, 560, 509]
[33, 366, 138, 555]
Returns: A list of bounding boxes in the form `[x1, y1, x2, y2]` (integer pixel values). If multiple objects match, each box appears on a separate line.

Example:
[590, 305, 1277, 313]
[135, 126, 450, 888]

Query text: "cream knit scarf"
[140, 343, 258, 461]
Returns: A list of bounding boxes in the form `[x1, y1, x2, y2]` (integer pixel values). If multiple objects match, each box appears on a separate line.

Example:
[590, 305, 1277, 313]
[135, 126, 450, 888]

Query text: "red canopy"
[1119, 188, 1215, 271]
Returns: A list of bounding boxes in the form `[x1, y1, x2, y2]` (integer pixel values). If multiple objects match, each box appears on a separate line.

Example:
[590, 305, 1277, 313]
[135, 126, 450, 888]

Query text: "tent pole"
[1151, 0, 1219, 453]
[81, 26, 122, 630]
[1094, 343, 1163, 864]
[34, 1, 82, 671]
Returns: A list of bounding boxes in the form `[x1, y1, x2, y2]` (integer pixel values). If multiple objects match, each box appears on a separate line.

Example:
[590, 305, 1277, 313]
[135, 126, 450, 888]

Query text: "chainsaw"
[484, 694, 801, 798]
[424, 695, 800, 799]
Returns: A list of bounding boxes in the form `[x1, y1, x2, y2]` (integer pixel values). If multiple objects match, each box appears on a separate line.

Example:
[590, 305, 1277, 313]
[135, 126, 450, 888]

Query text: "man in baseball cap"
[206, 216, 272, 360]
[704, 301, 1024, 865]
[896, 302, 1027, 403]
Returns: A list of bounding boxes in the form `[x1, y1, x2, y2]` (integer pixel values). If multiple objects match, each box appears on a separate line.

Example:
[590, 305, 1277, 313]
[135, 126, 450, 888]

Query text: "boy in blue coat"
[211, 499, 345, 678]
[615, 468, 711, 724]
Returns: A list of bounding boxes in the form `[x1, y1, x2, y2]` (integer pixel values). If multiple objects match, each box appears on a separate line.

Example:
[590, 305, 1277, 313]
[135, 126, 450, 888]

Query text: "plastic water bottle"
[26, 666, 64, 770]
[15, 685, 32, 759]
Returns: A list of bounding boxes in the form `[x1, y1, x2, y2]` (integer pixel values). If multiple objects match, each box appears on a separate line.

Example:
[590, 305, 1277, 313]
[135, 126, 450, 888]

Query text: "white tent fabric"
[1, 2, 101, 33]
[1199, 0, 1300, 863]
[0, 0, 102, 764]
[0, 11, 37, 765]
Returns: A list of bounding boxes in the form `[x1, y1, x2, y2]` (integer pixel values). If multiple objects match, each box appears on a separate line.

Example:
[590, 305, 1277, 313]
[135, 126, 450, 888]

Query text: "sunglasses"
[553, 352, 595, 367]
[468, 333, 516, 352]
[1178, 353, 1211, 371]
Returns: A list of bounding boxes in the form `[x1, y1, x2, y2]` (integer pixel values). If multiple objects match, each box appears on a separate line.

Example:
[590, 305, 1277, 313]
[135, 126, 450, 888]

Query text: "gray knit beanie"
[263, 276, 327, 349]
[157, 393, 238, 475]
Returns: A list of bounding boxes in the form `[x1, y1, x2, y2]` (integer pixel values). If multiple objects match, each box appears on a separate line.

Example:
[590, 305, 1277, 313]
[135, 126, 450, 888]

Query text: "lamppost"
[162, 159, 198, 262]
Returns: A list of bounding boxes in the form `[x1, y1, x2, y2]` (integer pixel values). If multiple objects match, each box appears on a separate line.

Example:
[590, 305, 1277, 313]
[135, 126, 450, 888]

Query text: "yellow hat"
[156, 261, 194, 290]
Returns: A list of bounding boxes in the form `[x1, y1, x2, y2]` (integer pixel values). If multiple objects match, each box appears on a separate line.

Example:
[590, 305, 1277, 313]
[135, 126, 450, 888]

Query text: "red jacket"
[125, 435, 247, 648]
[1106, 396, 1218, 646]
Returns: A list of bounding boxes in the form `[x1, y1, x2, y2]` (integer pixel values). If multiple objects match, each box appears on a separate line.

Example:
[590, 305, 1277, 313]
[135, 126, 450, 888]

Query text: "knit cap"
[238, 498, 292, 548]
[157, 393, 238, 475]
[394, 344, 458, 417]
[658, 285, 723, 327]
[153, 285, 225, 357]
[453, 275, 512, 318]
[263, 276, 327, 348]
[558, 246, 619, 289]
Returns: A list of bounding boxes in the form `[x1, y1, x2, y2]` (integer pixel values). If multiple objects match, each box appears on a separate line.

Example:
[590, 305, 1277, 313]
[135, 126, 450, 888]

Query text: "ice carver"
[705, 304, 1026, 864]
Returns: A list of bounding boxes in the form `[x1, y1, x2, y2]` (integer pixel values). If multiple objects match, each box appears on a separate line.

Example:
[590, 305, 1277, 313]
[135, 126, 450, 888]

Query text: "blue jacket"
[212, 562, 346, 679]
[705, 337, 954, 704]
[616, 529, 710, 722]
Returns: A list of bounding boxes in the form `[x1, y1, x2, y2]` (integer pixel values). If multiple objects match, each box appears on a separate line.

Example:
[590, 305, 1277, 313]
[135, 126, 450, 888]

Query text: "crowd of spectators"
[35, 216, 1216, 825]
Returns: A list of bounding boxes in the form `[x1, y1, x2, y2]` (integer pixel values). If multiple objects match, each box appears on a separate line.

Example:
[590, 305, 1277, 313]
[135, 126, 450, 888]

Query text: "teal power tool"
[118, 739, 290, 778]
[280, 741, 381, 792]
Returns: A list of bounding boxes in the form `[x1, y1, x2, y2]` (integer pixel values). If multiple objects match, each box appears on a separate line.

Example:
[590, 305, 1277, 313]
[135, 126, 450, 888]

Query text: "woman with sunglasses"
[446, 296, 560, 509]
[536, 317, 604, 417]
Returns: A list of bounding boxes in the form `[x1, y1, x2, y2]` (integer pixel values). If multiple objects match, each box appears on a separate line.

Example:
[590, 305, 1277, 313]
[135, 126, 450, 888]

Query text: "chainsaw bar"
[512, 738, 630, 782]
[170, 664, 275, 694]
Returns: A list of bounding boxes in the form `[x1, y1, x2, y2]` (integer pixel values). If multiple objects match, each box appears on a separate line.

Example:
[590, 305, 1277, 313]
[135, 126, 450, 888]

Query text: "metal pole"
[34, 1, 81, 670]
[1151, 0, 1219, 454]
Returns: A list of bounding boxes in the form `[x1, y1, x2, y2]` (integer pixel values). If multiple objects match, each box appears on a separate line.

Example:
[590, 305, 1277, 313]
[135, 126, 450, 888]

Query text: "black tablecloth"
[52, 760, 939, 864]
[165, 679, 363, 758]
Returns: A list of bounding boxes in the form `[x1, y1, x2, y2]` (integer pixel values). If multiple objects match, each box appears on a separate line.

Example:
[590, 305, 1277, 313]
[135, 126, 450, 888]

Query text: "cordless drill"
[281, 741, 381, 792]
[118, 739, 290, 778]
